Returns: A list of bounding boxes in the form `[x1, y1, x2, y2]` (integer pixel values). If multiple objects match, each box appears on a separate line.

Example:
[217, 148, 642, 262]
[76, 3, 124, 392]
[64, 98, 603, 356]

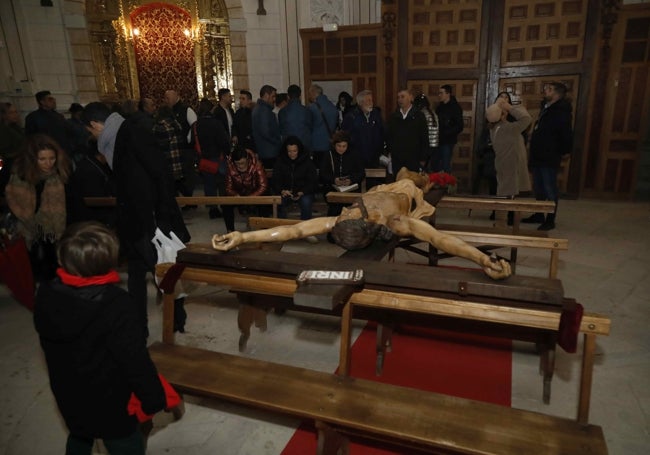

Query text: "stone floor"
[1, 198, 649, 454]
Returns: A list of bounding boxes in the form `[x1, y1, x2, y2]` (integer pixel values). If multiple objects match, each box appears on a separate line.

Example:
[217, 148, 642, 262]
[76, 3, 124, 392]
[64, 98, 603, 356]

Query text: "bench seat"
[149, 342, 607, 455]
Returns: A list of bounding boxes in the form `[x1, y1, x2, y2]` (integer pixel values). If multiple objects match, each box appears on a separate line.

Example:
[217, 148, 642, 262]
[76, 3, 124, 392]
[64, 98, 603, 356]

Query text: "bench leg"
[316, 421, 349, 455]
[578, 333, 597, 424]
[541, 344, 556, 404]
[162, 292, 176, 345]
[236, 294, 270, 351]
[375, 324, 393, 376]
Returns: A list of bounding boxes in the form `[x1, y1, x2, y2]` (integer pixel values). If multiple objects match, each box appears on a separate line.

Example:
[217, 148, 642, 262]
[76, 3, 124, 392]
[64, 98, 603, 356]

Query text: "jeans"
[66, 430, 144, 455]
[278, 194, 314, 220]
[201, 172, 225, 208]
[435, 143, 454, 173]
[531, 166, 558, 202]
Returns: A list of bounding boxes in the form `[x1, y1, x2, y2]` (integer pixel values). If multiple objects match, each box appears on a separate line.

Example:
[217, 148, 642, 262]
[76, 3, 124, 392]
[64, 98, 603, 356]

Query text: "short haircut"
[310, 84, 323, 96]
[440, 84, 453, 95]
[548, 82, 567, 98]
[81, 101, 111, 126]
[330, 130, 350, 146]
[218, 88, 231, 99]
[275, 93, 288, 107]
[57, 222, 119, 277]
[231, 144, 249, 161]
[287, 84, 301, 99]
[197, 97, 214, 116]
[137, 97, 152, 111]
[35, 90, 51, 103]
[260, 85, 276, 98]
[356, 89, 372, 105]
[240, 90, 252, 99]
[282, 135, 305, 155]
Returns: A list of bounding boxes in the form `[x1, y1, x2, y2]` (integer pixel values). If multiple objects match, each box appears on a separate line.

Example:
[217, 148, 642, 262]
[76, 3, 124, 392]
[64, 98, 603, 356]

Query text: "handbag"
[193, 123, 220, 175]
[198, 158, 219, 174]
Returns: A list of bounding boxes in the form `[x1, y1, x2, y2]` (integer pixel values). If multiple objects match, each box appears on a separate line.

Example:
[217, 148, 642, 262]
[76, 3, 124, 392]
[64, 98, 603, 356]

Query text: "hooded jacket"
[529, 98, 573, 169]
[34, 279, 165, 439]
[225, 149, 269, 196]
[272, 144, 318, 195]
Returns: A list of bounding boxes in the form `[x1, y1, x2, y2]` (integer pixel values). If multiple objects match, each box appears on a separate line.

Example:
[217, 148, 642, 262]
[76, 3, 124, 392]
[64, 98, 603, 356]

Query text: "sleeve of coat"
[251, 161, 269, 196]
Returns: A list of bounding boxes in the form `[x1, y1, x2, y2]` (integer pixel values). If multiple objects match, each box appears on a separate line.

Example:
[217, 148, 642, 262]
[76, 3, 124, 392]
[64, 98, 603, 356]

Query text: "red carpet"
[281, 323, 512, 454]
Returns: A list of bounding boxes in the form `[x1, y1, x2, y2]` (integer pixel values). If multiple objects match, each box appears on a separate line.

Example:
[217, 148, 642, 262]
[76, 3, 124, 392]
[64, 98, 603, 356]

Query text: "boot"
[538, 198, 557, 231]
[538, 213, 555, 231]
[522, 213, 544, 223]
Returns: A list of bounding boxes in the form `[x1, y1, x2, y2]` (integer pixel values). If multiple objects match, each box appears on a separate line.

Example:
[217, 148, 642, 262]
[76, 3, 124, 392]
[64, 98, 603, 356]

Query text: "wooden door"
[585, 8, 650, 198]
[391, 0, 599, 195]
[300, 24, 384, 112]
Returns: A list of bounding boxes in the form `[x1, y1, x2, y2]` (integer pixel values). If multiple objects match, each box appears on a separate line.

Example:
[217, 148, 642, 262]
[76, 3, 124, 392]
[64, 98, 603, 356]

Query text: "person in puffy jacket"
[34, 222, 173, 454]
[222, 144, 269, 232]
[272, 136, 318, 220]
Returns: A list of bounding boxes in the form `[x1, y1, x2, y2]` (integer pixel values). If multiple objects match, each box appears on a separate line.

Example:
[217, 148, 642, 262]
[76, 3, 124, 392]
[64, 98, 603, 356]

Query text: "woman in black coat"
[319, 130, 365, 217]
[272, 136, 318, 220]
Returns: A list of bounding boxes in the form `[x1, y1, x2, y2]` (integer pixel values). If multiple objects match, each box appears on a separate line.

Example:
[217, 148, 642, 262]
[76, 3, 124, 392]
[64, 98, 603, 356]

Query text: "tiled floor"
[1, 198, 649, 454]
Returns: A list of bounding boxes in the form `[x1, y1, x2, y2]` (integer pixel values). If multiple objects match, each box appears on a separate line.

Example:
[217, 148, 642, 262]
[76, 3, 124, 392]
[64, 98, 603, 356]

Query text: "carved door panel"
[594, 12, 650, 197]
[301, 25, 383, 110]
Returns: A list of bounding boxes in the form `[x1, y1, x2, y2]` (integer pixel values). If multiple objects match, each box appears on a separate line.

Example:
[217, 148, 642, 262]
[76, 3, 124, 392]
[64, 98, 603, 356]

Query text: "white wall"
[240, 0, 381, 100]
[0, 0, 79, 115]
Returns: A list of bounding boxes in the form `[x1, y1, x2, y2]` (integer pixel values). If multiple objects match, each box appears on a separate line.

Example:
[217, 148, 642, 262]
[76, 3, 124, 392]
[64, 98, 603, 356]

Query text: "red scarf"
[56, 268, 121, 287]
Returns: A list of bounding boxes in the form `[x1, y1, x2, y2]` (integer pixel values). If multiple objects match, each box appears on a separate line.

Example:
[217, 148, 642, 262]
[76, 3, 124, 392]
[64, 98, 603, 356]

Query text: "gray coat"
[489, 106, 532, 197]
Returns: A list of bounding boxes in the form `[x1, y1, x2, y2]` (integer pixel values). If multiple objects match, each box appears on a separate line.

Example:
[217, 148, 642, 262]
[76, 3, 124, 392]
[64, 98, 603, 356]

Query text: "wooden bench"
[149, 342, 607, 455]
[361, 167, 387, 192]
[156, 247, 610, 424]
[84, 195, 283, 218]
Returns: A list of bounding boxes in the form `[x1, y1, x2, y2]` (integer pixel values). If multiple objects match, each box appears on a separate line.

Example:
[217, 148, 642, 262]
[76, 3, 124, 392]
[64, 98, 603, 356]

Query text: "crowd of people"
[0, 80, 572, 453]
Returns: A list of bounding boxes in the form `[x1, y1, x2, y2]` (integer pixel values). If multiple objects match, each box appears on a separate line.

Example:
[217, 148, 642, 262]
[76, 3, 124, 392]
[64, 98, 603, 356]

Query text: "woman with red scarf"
[34, 222, 179, 454]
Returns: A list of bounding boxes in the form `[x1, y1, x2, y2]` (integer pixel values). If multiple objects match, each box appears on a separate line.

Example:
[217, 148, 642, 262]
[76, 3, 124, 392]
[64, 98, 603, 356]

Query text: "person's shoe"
[209, 208, 222, 219]
[305, 235, 319, 244]
[537, 220, 555, 231]
[522, 213, 544, 223]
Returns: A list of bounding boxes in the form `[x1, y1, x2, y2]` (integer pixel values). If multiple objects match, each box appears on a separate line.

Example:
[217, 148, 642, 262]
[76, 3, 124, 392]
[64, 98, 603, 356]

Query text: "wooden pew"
[361, 168, 387, 192]
[84, 195, 282, 218]
[156, 246, 611, 424]
[149, 342, 608, 455]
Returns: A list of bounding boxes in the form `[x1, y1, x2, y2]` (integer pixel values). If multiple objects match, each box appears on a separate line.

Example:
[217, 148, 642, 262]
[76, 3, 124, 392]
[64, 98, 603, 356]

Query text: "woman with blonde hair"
[5, 133, 75, 282]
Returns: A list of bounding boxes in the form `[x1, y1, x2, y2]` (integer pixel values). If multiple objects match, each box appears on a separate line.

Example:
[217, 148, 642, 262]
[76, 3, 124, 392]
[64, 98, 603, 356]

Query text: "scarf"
[56, 267, 121, 287]
[98, 112, 125, 169]
[4, 173, 66, 246]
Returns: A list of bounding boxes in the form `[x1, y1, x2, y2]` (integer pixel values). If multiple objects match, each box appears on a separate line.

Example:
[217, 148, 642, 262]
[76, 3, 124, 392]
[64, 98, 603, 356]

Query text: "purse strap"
[315, 102, 334, 137]
[192, 123, 202, 157]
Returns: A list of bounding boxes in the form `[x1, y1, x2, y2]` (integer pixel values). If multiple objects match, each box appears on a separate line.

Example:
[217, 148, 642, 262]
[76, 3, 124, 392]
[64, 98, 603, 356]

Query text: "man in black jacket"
[82, 102, 190, 335]
[524, 82, 573, 231]
[385, 89, 428, 175]
[435, 84, 464, 172]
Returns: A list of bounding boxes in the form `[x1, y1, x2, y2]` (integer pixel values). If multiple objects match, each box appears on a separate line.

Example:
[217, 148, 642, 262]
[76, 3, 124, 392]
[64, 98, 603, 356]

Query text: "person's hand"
[212, 231, 243, 251]
[292, 191, 303, 201]
[281, 190, 293, 198]
[481, 255, 512, 280]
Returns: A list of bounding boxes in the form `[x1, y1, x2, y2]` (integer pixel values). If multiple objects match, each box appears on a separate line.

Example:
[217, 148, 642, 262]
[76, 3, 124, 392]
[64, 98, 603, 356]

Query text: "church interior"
[1, 0, 649, 454]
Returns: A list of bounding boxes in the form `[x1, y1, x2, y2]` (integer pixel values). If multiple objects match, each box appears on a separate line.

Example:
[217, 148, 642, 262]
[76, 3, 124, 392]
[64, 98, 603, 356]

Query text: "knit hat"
[486, 103, 502, 123]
